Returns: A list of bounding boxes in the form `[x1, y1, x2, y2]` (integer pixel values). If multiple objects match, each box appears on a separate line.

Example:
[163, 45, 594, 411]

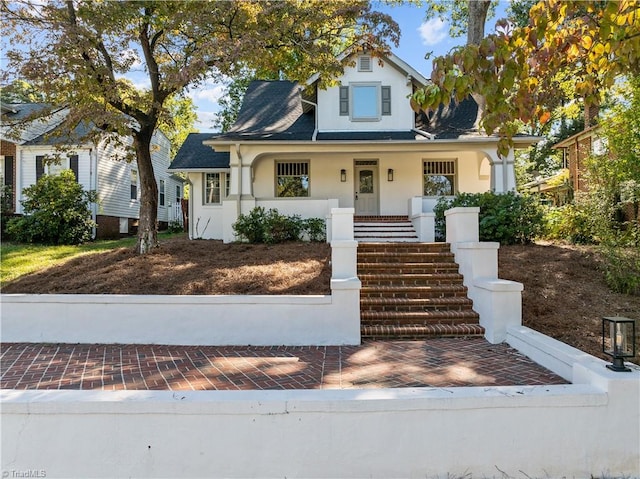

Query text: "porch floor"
[1, 339, 566, 391]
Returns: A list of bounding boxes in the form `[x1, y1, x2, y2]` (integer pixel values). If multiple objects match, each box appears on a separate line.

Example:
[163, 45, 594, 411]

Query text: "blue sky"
[190, 1, 510, 132]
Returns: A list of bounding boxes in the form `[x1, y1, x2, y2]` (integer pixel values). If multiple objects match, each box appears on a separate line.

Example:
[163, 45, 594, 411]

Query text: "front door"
[355, 161, 379, 216]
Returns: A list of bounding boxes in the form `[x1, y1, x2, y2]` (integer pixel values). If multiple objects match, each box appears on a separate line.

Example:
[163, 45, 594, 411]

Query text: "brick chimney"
[585, 102, 600, 129]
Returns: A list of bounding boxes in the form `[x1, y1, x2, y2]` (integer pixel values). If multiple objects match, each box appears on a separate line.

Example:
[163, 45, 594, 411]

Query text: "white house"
[1, 103, 183, 238]
[170, 52, 538, 242]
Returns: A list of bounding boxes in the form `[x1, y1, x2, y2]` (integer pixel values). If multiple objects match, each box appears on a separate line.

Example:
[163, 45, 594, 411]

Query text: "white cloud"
[190, 84, 225, 104]
[418, 18, 448, 46]
[193, 110, 220, 133]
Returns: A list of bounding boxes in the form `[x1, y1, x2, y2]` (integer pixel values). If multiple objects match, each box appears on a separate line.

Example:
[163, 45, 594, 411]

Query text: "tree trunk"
[133, 129, 159, 254]
[467, 0, 491, 130]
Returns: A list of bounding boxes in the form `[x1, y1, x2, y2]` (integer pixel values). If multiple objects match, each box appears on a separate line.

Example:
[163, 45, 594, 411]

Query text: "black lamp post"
[602, 317, 636, 372]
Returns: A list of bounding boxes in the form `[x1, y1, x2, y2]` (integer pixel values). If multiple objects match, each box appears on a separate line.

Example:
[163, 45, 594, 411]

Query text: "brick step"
[361, 310, 479, 324]
[361, 296, 474, 311]
[358, 263, 460, 275]
[357, 243, 451, 253]
[360, 284, 469, 298]
[357, 252, 456, 263]
[361, 324, 485, 339]
[359, 273, 464, 286]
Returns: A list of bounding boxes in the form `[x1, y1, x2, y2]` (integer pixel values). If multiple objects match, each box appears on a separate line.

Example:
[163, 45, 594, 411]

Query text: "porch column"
[486, 148, 517, 193]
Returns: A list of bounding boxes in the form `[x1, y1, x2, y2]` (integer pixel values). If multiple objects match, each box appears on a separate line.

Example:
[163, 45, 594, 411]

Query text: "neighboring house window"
[423, 160, 456, 196]
[276, 161, 309, 197]
[159, 179, 165, 206]
[176, 185, 181, 203]
[204, 172, 228, 204]
[339, 83, 391, 121]
[37, 155, 79, 181]
[130, 170, 138, 200]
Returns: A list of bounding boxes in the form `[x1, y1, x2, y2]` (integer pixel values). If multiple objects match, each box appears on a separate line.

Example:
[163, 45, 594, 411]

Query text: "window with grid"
[159, 179, 165, 206]
[204, 173, 225, 204]
[130, 169, 138, 200]
[423, 160, 456, 196]
[276, 161, 309, 197]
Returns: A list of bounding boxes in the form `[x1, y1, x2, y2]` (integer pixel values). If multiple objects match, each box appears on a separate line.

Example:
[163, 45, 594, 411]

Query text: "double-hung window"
[423, 160, 456, 196]
[339, 83, 391, 121]
[159, 179, 165, 206]
[130, 170, 138, 200]
[276, 161, 309, 197]
[36, 155, 79, 181]
[204, 172, 229, 204]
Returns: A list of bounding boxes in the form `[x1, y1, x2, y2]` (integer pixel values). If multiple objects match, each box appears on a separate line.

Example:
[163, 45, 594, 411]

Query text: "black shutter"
[36, 156, 45, 181]
[4, 156, 14, 187]
[339, 86, 349, 116]
[69, 155, 79, 181]
[381, 86, 391, 116]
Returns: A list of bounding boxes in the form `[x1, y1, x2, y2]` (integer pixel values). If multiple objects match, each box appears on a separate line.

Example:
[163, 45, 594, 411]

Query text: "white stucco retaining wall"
[0, 278, 361, 346]
[3, 340, 639, 479]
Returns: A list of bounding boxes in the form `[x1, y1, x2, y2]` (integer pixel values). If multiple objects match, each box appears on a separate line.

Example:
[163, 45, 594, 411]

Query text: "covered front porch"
[186, 139, 523, 243]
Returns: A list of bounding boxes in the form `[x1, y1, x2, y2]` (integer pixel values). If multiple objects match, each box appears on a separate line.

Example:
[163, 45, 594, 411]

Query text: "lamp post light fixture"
[387, 168, 394, 182]
[340, 169, 347, 182]
[602, 316, 636, 372]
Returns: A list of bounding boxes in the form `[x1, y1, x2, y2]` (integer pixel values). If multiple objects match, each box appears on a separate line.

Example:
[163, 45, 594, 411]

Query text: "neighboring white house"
[1, 103, 183, 238]
[170, 52, 538, 242]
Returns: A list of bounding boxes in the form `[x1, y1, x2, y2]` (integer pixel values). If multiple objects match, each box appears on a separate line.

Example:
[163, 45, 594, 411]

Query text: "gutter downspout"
[185, 173, 194, 239]
[235, 143, 242, 214]
[301, 98, 318, 141]
[90, 146, 98, 239]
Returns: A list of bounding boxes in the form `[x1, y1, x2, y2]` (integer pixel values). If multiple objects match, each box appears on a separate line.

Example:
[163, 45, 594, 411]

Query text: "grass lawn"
[1, 235, 145, 287]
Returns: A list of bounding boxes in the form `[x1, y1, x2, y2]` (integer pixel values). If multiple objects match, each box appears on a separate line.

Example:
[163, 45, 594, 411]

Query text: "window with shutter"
[381, 86, 391, 116]
[339, 86, 349, 116]
[36, 156, 45, 181]
[3, 155, 14, 187]
[69, 155, 79, 181]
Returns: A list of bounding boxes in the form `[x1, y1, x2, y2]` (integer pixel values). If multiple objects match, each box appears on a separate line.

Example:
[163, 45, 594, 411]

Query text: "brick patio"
[0, 339, 566, 390]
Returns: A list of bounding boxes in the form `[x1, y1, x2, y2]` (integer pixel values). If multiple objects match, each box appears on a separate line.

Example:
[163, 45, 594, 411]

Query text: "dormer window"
[339, 83, 391, 121]
[358, 55, 372, 72]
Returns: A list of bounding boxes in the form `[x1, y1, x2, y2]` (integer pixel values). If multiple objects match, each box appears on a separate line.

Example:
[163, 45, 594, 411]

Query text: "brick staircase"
[358, 241, 484, 339]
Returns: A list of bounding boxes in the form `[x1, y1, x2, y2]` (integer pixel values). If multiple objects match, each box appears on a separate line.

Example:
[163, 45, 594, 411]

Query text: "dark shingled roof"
[212, 81, 315, 142]
[170, 81, 485, 169]
[23, 121, 95, 146]
[422, 97, 479, 139]
[169, 133, 230, 170]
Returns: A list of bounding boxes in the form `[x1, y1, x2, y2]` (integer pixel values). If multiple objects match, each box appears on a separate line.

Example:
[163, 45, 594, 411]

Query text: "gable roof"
[211, 81, 315, 142]
[169, 133, 230, 170]
[0, 103, 70, 145]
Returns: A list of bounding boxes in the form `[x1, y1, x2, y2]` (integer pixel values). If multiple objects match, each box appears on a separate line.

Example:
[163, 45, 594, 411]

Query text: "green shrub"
[433, 191, 544, 244]
[543, 204, 596, 244]
[233, 207, 325, 244]
[600, 245, 640, 295]
[6, 170, 97, 245]
[302, 217, 326, 242]
[167, 220, 184, 233]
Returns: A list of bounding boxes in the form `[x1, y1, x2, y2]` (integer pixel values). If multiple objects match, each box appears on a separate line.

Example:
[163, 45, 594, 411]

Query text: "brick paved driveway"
[1, 339, 566, 391]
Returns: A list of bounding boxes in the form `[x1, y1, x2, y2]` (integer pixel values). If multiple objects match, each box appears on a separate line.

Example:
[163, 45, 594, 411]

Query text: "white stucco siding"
[317, 57, 415, 132]
[188, 172, 225, 239]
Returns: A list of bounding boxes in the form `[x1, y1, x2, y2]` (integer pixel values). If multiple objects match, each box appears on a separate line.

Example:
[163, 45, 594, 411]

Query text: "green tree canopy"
[2, 0, 399, 253]
[412, 0, 640, 156]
